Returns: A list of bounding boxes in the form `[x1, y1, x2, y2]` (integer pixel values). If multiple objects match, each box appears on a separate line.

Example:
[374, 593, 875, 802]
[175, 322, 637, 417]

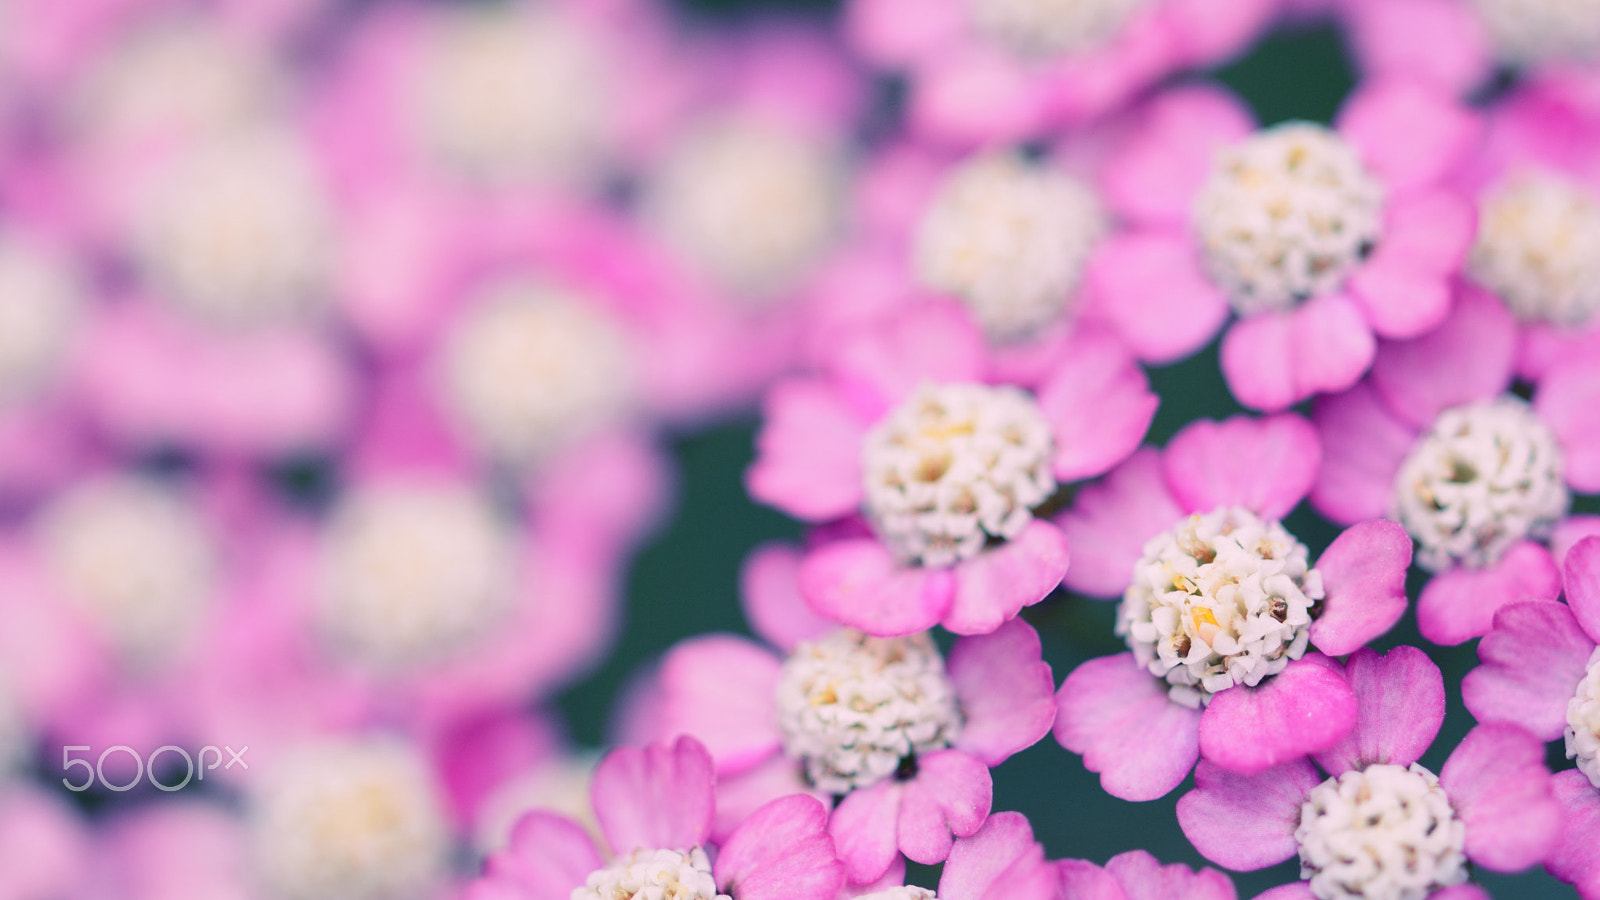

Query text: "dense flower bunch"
[0, 0, 1597, 898]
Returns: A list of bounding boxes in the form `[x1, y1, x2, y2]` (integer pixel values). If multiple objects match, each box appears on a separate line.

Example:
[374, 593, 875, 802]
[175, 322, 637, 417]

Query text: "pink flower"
[1178, 646, 1562, 899]
[1056, 849, 1238, 900]
[1460, 535, 1600, 899]
[1092, 80, 1478, 410]
[834, 811, 1060, 899]
[1052, 414, 1413, 799]
[749, 301, 1155, 637]
[843, 0, 1278, 145]
[1311, 288, 1600, 645]
[467, 736, 846, 900]
[627, 545, 1055, 885]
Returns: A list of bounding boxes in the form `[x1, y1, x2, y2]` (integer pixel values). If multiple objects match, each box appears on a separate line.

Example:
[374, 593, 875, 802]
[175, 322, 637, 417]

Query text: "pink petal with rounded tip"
[1345, 0, 1492, 97]
[1101, 86, 1256, 226]
[1056, 450, 1186, 597]
[1462, 600, 1594, 741]
[1036, 334, 1158, 483]
[1536, 359, 1600, 493]
[897, 750, 993, 864]
[1198, 656, 1358, 773]
[740, 544, 834, 653]
[1370, 190, 1476, 277]
[945, 521, 1069, 635]
[654, 636, 784, 775]
[1312, 647, 1443, 775]
[940, 811, 1053, 900]
[1337, 80, 1479, 194]
[1162, 414, 1320, 520]
[1054, 653, 1202, 801]
[1177, 759, 1320, 871]
[591, 737, 715, 855]
[486, 812, 603, 900]
[715, 794, 844, 900]
[909, 48, 1042, 148]
[1439, 722, 1561, 872]
[829, 781, 902, 885]
[948, 618, 1056, 766]
[799, 538, 954, 637]
[1567, 536, 1600, 645]
[1416, 541, 1562, 645]
[746, 380, 868, 522]
[829, 302, 986, 417]
[1310, 382, 1417, 525]
[1105, 849, 1240, 900]
[1546, 769, 1600, 900]
[1084, 233, 1230, 365]
[1221, 294, 1376, 413]
[1056, 860, 1130, 900]
[1310, 520, 1413, 656]
[1429, 887, 1492, 900]
[1552, 517, 1600, 576]
[1346, 255, 1452, 342]
[1368, 286, 1515, 430]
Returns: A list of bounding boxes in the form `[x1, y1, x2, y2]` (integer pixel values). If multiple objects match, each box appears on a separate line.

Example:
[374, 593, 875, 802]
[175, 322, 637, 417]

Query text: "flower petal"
[1036, 331, 1158, 483]
[939, 811, 1053, 900]
[1101, 85, 1256, 226]
[740, 544, 835, 653]
[945, 520, 1069, 635]
[1312, 647, 1444, 775]
[1438, 722, 1561, 873]
[1415, 541, 1562, 646]
[1053, 653, 1202, 801]
[1567, 535, 1600, 645]
[1310, 383, 1417, 526]
[1161, 414, 1320, 521]
[591, 736, 715, 855]
[1368, 286, 1514, 431]
[486, 812, 603, 900]
[1222, 295, 1375, 413]
[715, 794, 844, 900]
[1055, 860, 1130, 900]
[1250, 884, 1314, 900]
[828, 781, 903, 885]
[1346, 253, 1452, 342]
[798, 538, 955, 638]
[1535, 358, 1600, 493]
[746, 379, 869, 522]
[1462, 600, 1595, 741]
[1545, 769, 1600, 900]
[948, 619, 1056, 766]
[830, 302, 986, 416]
[1084, 233, 1230, 365]
[1198, 656, 1358, 774]
[1177, 759, 1320, 871]
[1336, 79, 1479, 194]
[653, 636, 784, 774]
[1310, 520, 1412, 656]
[896, 750, 993, 864]
[1056, 449, 1185, 597]
[1103, 849, 1240, 900]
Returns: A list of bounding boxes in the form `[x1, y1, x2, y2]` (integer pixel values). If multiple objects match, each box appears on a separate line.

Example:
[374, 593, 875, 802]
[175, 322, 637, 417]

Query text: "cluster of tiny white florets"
[1470, 0, 1600, 65]
[1392, 397, 1569, 573]
[414, 5, 610, 186]
[573, 847, 730, 900]
[1119, 508, 1320, 708]
[132, 126, 335, 328]
[1470, 170, 1600, 328]
[856, 889, 938, 900]
[644, 117, 844, 300]
[970, 0, 1154, 58]
[913, 152, 1107, 342]
[439, 279, 637, 465]
[37, 476, 216, 667]
[775, 629, 964, 795]
[250, 739, 450, 900]
[1566, 647, 1600, 789]
[1295, 763, 1469, 900]
[1194, 123, 1385, 315]
[862, 382, 1056, 568]
[0, 236, 82, 403]
[317, 483, 516, 673]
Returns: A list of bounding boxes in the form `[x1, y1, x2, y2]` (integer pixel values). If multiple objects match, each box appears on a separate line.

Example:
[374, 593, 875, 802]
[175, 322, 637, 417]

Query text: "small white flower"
[1469, 0, 1600, 65]
[573, 847, 730, 900]
[970, 0, 1154, 58]
[1566, 647, 1600, 789]
[1470, 170, 1600, 328]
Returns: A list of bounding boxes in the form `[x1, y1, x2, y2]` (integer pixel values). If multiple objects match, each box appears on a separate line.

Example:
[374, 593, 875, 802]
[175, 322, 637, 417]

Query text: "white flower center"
[1470, 171, 1600, 328]
[438, 279, 636, 465]
[1565, 647, 1600, 789]
[857, 889, 938, 900]
[775, 629, 963, 795]
[1295, 763, 1469, 900]
[862, 383, 1056, 568]
[574, 847, 729, 900]
[413, 6, 611, 186]
[1118, 508, 1320, 708]
[1392, 397, 1569, 573]
[913, 152, 1106, 342]
[970, 0, 1154, 58]
[1194, 124, 1385, 315]
[37, 477, 215, 667]
[0, 237, 82, 404]
[317, 484, 516, 673]
[644, 118, 844, 301]
[251, 740, 449, 900]
[132, 127, 335, 329]
[1469, 0, 1600, 64]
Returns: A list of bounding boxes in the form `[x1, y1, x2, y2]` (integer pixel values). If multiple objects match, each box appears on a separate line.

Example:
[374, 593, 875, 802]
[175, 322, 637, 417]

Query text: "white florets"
[1119, 508, 1320, 708]
[1194, 123, 1386, 314]
[573, 847, 730, 900]
[414, 6, 611, 186]
[1392, 397, 1569, 573]
[862, 382, 1056, 568]
[1565, 647, 1600, 789]
[37, 477, 215, 668]
[131, 127, 335, 328]
[317, 483, 516, 673]
[775, 629, 963, 795]
[1470, 0, 1600, 65]
[1295, 763, 1469, 900]
[970, 0, 1154, 58]
[913, 152, 1106, 342]
[856, 889, 939, 900]
[644, 118, 844, 300]
[0, 237, 82, 403]
[250, 739, 449, 900]
[438, 279, 637, 465]
[1470, 170, 1600, 328]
